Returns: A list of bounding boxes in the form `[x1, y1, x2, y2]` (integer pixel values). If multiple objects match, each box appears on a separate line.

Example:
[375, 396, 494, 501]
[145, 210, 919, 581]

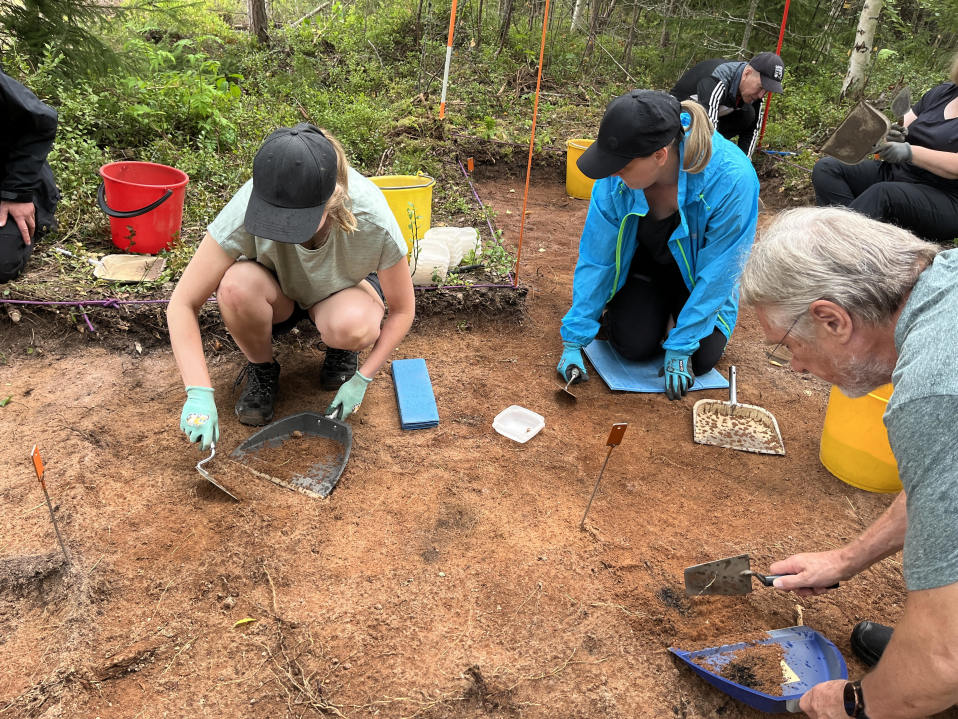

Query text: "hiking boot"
[234, 360, 281, 426]
[850, 620, 893, 667]
[320, 348, 358, 390]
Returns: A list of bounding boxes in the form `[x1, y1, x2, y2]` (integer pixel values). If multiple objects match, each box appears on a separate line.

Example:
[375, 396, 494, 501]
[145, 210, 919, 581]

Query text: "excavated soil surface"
[0, 175, 933, 718]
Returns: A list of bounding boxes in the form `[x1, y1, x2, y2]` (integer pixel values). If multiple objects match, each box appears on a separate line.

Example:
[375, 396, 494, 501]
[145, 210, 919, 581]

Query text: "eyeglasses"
[765, 315, 800, 366]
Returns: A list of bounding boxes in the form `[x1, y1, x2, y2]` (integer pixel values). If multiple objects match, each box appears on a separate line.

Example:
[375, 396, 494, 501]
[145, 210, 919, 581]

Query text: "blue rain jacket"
[560, 131, 759, 355]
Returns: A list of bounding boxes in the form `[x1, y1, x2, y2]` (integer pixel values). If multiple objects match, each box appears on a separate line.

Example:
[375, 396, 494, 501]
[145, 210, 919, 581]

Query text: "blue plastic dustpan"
[669, 626, 848, 713]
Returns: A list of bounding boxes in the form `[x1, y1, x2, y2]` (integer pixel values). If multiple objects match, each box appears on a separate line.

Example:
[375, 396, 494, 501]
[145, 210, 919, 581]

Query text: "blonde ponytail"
[319, 129, 358, 234]
[678, 101, 714, 174]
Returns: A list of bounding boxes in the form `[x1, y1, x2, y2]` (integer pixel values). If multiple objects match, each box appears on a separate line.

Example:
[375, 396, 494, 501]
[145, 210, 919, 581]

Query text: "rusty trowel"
[684, 554, 838, 596]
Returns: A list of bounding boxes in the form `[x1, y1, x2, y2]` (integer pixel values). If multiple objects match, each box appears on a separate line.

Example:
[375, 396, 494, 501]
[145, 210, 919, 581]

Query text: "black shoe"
[234, 360, 280, 426]
[320, 348, 358, 390]
[850, 620, 893, 667]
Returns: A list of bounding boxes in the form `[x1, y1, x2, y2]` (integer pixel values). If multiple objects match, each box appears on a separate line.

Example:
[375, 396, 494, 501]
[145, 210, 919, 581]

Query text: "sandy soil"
[0, 174, 942, 718]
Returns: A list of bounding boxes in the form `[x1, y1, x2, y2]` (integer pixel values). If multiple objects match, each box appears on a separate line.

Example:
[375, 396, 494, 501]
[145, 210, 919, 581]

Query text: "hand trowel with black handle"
[684, 554, 838, 596]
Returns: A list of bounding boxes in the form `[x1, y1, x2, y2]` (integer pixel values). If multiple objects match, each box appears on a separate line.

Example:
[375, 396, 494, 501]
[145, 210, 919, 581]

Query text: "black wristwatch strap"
[843, 680, 869, 718]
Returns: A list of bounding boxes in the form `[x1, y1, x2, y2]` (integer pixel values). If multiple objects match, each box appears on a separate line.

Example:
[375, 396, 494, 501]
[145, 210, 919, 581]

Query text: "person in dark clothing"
[812, 56, 958, 244]
[670, 52, 785, 159]
[0, 69, 59, 283]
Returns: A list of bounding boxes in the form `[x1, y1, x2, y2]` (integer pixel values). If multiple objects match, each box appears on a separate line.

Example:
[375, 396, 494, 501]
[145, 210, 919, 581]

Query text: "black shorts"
[271, 272, 384, 336]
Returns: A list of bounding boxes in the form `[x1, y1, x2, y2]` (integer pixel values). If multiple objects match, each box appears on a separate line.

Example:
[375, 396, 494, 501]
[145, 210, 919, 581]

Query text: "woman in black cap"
[557, 90, 759, 400]
[168, 124, 415, 450]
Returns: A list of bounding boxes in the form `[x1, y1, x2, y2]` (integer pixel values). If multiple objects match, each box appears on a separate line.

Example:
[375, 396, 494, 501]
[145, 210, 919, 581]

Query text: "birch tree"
[841, 0, 883, 98]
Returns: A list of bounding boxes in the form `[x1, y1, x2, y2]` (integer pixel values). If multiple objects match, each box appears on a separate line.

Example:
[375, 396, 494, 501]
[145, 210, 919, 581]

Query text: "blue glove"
[557, 341, 588, 383]
[180, 386, 219, 450]
[326, 371, 372, 420]
[877, 141, 912, 163]
[663, 350, 695, 400]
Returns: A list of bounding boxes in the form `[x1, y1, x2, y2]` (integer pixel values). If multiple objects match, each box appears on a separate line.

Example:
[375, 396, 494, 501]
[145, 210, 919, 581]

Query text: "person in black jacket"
[1, 69, 59, 282]
[811, 56, 958, 244]
[671, 52, 785, 159]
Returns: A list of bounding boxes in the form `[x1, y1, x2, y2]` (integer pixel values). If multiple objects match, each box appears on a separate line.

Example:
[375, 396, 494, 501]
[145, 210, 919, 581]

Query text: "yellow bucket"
[566, 139, 596, 199]
[820, 384, 901, 493]
[370, 174, 435, 254]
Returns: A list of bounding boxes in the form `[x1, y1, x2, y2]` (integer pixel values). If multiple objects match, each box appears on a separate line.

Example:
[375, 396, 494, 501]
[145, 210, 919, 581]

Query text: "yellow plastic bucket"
[370, 174, 435, 254]
[820, 384, 901, 493]
[566, 139, 596, 199]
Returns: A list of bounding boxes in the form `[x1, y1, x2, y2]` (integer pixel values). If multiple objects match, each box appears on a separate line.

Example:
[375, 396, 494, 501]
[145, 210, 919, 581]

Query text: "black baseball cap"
[576, 90, 682, 180]
[748, 52, 785, 93]
[244, 123, 338, 244]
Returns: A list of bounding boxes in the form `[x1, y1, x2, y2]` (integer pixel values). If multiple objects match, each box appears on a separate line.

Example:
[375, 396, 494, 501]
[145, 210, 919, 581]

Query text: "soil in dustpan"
[693, 640, 787, 696]
[240, 433, 345, 484]
[694, 410, 782, 454]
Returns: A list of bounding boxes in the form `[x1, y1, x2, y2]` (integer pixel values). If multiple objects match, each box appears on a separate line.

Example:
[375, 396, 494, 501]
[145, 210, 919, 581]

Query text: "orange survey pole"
[512, 0, 552, 287]
[757, 0, 791, 149]
[437, 0, 459, 120]
[31, 445, 71, 563]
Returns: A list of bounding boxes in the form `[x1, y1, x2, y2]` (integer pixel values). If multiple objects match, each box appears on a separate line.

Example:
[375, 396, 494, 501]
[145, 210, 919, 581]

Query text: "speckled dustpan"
[692, 367, 785, 456]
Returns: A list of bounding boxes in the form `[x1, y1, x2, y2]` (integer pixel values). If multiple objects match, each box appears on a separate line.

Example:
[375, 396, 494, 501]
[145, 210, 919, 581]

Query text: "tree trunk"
[739, 0, 759, 59]
[571, 0, 585, 31]
[248, 0, 269, 44]
[841, 0, 883, 98]
[476, 0, 483, 46]
[496, 0, 514, 56]
[659, 0, 675, 48]
[622, 0, 641, 70]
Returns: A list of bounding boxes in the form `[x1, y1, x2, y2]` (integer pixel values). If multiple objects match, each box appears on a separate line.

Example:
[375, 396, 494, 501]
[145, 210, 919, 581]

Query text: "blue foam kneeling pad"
[583, 339, 730, 393]
[391, 358, 439, 430]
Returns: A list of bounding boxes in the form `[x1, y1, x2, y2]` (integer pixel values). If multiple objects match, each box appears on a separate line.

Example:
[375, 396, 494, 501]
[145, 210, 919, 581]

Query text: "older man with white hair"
[740, 206, 958, 719]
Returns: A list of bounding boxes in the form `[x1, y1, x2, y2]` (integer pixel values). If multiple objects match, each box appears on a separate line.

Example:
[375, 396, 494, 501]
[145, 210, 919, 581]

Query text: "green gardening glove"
[180, 386, 219, 450]
[326, 371, 372, 420]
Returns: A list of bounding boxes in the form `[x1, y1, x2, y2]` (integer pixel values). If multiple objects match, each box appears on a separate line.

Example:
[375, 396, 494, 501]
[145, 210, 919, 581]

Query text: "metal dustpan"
[229, 411, 352, 498]
[692, 366, 785, 455]
[670, 626, 848, 713]
[820, 100, 890, 164]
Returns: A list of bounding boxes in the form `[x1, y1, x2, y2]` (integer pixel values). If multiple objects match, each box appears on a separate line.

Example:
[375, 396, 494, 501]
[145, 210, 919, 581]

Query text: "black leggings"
[812, 157, 958, 243]
[602, 267, 727, 375]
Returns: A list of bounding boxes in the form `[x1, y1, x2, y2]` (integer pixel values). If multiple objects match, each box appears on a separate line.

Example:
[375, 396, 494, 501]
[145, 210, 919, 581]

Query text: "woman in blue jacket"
[558, 90, 759, 399]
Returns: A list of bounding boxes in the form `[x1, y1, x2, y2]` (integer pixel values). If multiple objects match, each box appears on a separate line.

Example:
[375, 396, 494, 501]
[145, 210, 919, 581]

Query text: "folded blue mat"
[391, 358, 440, 430]
[583, 339, 730, 393]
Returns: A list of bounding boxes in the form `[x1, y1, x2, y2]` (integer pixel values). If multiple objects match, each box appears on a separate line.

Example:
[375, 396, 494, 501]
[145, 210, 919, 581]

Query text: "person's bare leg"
[217, 261, 295, 362]
[309, 280, 385, 350]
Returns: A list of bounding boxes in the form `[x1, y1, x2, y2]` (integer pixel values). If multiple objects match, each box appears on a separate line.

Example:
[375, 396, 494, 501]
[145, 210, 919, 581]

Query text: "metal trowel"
[684, 554, 838, 596]
[556, 367, 581, 403]
[196, 443, 240, 501]
[890, 86, 912, 125]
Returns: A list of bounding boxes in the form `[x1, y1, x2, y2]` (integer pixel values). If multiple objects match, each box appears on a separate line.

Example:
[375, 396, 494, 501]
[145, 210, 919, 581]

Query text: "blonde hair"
[677, 101, 713, 173]
[950, 51, 958, 84]
[320, 129, 358, 234]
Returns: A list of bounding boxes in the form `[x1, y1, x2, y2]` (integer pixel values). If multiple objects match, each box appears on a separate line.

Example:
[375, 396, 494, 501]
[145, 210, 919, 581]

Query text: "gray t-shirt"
[886, 248, 958, 591]
[208, 167, 407, 308]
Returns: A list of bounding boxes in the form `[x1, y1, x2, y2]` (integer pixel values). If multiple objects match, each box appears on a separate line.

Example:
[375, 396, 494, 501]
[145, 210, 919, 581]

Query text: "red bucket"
[98, 161, 189, 254]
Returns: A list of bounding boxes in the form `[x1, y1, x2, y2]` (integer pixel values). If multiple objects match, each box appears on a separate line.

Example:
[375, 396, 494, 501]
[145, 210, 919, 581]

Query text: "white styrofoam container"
[492, 405, 545, 443]
[423, 226, 481, 267]
[409, 237, 450, 286]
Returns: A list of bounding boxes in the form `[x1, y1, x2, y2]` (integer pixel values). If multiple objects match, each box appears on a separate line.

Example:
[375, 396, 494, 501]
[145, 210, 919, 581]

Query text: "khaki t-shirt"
[208, 167, 407, 308]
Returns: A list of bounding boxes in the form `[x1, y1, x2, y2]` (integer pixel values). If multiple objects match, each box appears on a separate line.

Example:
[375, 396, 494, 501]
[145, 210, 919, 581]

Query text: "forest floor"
[0, 165, 940, 719]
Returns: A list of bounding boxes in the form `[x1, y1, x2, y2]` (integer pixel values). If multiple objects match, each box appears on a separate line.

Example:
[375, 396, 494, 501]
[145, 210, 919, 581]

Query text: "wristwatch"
[843, 680, 869, 718]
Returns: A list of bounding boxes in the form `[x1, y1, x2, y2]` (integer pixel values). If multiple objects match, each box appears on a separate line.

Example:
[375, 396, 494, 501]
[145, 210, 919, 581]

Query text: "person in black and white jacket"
[671, 52, 785, 159]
